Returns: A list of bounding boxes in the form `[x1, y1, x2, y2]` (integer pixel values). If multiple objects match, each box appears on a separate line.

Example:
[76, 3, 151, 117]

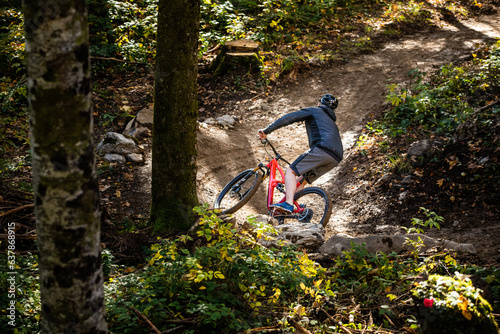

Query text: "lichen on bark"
[23, 0, 107, 332]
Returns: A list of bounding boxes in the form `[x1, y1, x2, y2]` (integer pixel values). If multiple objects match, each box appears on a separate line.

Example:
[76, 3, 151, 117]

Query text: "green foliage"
[404, 207, 443, 234]
[87, 0, 157, 62]
[0, 8, 24, 78]
[0, 8, 28, 154]
[372, 41, 500, 138]
[386, 153, 411, 174]
[105, 205, 336, 333]
[412, 274, 499, 334]
[0, 253, 41, 333]
[3, 215, 499, 333]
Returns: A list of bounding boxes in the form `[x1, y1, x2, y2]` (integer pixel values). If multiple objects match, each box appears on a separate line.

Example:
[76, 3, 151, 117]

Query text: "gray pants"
[289, 146, 339, 183]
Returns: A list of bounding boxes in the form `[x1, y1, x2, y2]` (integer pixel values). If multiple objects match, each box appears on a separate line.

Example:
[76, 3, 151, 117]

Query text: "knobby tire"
[293, 187, 333, 227]
[214, 169, 264, 214]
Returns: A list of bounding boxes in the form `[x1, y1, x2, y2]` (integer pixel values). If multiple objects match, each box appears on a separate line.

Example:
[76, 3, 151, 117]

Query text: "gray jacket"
[262, 105, 343, 162]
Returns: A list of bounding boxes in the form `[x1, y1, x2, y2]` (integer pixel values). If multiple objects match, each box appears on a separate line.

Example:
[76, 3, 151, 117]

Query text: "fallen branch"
[474, 98, 500, 114]
[6, 188, 33, 198]
[91, 56, 148, 65]
[11, 221, 35, 231]
[161, 325, 185, 333]
[164, 319, 196, 325]
[321, 308, 336, 323]
[205, 43, 221, 54]
[383, 314, 396, 328]
[289, 319, 312, 334]
[338, 324, 353, 334]
[237, 325, 281, 334]
[126, 306, 161, 334]
[0, 204, 34, 218]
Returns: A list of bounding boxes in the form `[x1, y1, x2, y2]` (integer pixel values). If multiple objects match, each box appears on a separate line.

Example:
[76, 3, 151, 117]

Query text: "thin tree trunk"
[23, 0, 107, 332]
[151, 0, 200, 232]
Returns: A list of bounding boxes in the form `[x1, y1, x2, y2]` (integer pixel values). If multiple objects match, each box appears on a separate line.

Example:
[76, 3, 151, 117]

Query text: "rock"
[97, 132, 144, 156]
[379, 173, 396, 186]
[103, 153, 126, 163]
[275, 223, 325, 250]
[126, 153, 143, 163]
[216, 115, 236, 127]
[123, 108, 154, 138]
[203, 118, 217, 125]
[255, 222, 324, 251]
[319, 233, 476, 257]
[401, 175, 412, 184]
[202, 115, 237, 128]
[260, 104, 270, 112]
[407, 139, 433, 167]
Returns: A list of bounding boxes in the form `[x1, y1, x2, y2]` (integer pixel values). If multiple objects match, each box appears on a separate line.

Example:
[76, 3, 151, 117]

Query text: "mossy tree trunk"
[23, 1, 107, 333]
[151, 0, 200, 233]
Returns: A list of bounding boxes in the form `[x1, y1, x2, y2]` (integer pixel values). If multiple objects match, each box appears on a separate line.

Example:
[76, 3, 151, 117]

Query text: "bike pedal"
[270, 209, 288, 217]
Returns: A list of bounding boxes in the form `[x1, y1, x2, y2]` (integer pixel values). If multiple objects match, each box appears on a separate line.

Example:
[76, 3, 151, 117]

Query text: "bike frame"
[256, 141, 305, 216]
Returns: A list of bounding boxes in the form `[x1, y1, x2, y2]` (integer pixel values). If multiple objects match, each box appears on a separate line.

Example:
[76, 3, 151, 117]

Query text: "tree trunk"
[23, 0, 107, 333]
[151, 0, 200, 233]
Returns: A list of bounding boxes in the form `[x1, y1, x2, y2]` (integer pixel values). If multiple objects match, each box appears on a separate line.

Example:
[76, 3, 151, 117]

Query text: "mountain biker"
[258, 94, 343, 214]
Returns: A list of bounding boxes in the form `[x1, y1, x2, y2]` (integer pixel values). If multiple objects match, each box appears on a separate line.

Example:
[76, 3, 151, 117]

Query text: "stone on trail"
[126, 153, 144, 163]
[123, 107, 153, 138]
[97, 132, 144, 163]
[202, 115, 237, 128]
[97, 132, 144, 155]
[275, 223, 325, 250]
[319, 233, 476, 256]
[103, 153, 126, 163]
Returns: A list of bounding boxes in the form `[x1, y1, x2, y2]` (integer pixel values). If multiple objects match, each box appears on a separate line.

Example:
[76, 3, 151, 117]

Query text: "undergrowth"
[358, 39, 500, 193]
[366, 40, 500, 139]
[2, 205, 499, 333]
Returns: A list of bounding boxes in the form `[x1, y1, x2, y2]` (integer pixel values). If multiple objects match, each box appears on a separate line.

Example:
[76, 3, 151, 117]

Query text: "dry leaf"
[99, 185, 111, 192]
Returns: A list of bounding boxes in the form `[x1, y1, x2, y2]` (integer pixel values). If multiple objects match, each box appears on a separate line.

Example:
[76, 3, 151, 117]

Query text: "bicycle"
[214, 140, 333, 227]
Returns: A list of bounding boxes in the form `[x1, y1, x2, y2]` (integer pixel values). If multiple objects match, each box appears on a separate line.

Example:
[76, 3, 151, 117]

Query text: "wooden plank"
[226, 52, 259, 57]
[225, 39, 259, 52]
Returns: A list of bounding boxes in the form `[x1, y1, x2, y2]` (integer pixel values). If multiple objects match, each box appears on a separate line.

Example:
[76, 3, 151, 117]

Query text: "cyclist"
[258, 94, 343, 214]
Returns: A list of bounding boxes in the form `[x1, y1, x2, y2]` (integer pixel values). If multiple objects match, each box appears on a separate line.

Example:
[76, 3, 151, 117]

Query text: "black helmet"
[319, 94, 338, 110]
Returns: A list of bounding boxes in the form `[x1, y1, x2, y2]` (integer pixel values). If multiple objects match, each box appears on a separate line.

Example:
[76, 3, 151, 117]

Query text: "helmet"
[319, 94, 338, 110]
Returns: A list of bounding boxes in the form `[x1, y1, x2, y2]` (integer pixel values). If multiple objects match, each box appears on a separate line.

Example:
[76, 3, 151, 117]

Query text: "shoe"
[270, 202, 294, 214]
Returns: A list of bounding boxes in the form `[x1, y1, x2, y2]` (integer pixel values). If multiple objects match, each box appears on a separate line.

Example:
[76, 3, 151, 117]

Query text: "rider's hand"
[258, 130, 267, 141]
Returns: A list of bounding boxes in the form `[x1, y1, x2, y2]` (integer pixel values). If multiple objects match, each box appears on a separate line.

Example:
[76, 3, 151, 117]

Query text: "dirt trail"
[136, 14, 500, 260]
[142, 13, 500, 256]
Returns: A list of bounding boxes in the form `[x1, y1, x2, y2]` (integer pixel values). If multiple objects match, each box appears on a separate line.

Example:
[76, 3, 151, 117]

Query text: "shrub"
[371, 40, 500, 138]
[104, 206, 336, 333]
[412, 274, 499, 334]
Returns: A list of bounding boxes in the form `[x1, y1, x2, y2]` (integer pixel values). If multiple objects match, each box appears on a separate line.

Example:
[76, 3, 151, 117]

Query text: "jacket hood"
[319, 105, 337, 122]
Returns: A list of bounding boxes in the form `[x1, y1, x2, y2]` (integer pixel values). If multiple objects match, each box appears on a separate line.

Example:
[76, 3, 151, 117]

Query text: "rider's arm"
[262, 108, 312, 135]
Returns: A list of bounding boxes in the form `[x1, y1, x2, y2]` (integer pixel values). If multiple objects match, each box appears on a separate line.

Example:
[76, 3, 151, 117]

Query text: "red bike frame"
[262, 158, 305, 215]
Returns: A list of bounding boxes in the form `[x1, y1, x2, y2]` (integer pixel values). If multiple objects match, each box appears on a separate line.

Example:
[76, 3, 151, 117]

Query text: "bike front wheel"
[293, 187, 333, 227]
[214, 169, 264, 214]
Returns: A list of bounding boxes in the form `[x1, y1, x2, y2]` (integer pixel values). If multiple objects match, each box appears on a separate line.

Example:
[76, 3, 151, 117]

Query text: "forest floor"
[92, 11, 500, 266]
[3, 10, 499, 269]
[196, 12, 500, 267]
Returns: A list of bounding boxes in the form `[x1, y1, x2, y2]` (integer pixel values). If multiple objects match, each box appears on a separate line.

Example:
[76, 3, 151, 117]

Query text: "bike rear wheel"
[214, 169, 264, 214]
[292, 187, 333, 227]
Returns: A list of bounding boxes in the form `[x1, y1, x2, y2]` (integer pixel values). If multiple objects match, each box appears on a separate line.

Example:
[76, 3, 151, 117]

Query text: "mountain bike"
[214, 140, 333, 227]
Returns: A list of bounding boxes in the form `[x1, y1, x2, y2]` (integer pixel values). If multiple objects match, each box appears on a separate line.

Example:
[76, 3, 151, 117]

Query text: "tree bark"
[151, 0, 200, 233]
[23, 0, 107, 332]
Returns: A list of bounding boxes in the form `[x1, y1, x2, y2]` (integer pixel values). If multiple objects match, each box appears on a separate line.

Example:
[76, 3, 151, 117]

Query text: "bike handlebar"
[261, 139, 291, 165]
